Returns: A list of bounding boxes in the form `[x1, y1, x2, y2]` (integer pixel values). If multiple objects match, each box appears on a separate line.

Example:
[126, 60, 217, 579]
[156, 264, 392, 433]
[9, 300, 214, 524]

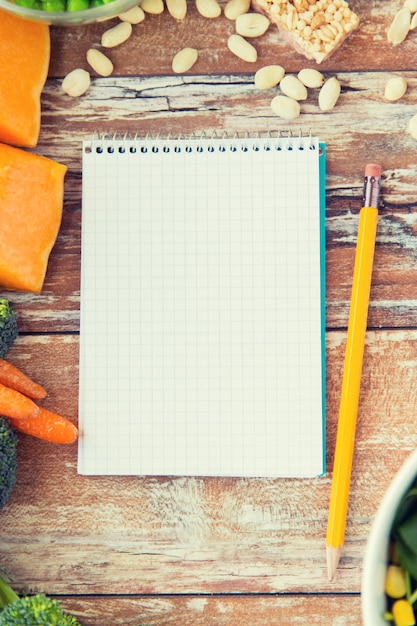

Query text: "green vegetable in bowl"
[12, 0, 114, 10]
[384, 478, 417, 625]
[0, 416, 18, 510]
[0, 298, 18, 359]
[0, 577, 82, 625]
[392, 482, 417, 579]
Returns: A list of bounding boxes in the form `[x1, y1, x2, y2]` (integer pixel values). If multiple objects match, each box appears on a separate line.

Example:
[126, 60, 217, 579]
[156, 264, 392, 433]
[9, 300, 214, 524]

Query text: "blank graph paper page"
[78, 134, 326, 477]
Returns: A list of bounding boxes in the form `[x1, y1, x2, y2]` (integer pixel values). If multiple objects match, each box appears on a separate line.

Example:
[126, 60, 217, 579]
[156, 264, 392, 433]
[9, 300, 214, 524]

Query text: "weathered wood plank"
[2, 73, 416, 332]
[48, 0, 414, 78]
[39, 73, 417, 189]
[7, 198, 417, 332]
[1, 331, 416, 595]
[54, 594, 363, 625]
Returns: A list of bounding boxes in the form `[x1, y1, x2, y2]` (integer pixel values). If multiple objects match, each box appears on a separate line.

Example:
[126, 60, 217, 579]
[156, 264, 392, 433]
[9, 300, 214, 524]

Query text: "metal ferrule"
[363, 174, 381, 209]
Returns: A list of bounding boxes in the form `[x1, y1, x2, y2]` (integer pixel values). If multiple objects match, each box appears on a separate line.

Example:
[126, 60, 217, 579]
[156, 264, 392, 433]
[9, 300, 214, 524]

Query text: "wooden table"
[2, 0, 417, 623]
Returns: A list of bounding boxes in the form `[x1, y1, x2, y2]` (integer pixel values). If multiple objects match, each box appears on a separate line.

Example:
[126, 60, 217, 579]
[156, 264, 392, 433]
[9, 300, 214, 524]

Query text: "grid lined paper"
[78, 135, 325, 477]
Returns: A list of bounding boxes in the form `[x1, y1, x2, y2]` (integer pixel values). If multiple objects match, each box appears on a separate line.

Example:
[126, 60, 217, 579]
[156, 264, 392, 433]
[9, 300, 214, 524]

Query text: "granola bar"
[251, 0, 360, 64]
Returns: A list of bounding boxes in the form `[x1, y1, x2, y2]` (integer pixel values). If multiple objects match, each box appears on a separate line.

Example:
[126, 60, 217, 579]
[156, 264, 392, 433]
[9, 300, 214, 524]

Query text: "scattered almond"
[172, 47, 199, 73]
[86, 48, 114, 77]
[254, 65, 285, 89]
[404, 0, 417, 13]
[279, 74, 308, 100]
[118, 5, 145, 23]
[298, 68, 324, 89]
[224, 0, 250, 20]
[318, 76, 341, 111]
[101, 21, 133, 47]
[384, 76, 407, 101]
[227, 34, 257, 61]
[387, 8, 411, 45]
[62, 68, 91, 98]
[140, 0, 164, 13]
[271, 95, 300, 120]
[235, 12, 270, 37]
[196, 0, 222, 18]
[166, 0, 187, 19]
[408, 113, 417, 139]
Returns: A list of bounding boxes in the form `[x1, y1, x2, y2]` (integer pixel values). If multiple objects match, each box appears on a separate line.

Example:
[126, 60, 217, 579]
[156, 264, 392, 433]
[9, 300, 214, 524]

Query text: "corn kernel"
[385, 565, 408, 599]
[392, 599, 416, 626]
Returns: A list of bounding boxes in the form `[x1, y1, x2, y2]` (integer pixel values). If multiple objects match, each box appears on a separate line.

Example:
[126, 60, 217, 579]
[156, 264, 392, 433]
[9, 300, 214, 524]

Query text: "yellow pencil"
[326, 163, 382, 581]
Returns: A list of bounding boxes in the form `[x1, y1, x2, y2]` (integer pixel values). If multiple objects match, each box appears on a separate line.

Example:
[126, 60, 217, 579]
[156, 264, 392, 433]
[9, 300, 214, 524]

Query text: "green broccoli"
[0, 417, 18, 510]
[0, 577, 81, 625]
[0, 298, 18, 358]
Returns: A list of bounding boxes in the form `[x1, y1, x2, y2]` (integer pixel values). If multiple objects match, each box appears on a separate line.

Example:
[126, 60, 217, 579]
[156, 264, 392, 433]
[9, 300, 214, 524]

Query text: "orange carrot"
[0, 382, 39, 420]
[0, 358, 47, 400]
[8, 406, 78, 444]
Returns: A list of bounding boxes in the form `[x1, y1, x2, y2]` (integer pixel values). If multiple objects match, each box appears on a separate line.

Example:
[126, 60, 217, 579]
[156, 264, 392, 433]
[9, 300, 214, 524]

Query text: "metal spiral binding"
[84, 130, 316, 154]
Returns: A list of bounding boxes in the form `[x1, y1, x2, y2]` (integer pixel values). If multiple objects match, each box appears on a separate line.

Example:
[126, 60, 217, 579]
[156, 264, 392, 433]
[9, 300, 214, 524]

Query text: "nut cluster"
[251, 0, 359, 63]
[62, 0, 360, 96]
[254, 64, 341, 119]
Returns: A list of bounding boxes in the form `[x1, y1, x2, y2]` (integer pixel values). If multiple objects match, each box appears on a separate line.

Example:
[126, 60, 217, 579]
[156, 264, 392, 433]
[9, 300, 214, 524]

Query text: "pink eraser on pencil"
[365, 163, 382, 177]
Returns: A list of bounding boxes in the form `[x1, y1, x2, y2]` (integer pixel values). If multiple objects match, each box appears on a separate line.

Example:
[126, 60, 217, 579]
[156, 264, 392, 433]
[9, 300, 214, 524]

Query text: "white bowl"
[362, 449, 417, 625]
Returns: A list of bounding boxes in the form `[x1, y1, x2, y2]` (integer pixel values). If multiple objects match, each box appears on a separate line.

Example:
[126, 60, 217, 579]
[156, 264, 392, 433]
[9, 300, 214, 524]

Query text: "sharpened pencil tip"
[326, 545, 343, 581]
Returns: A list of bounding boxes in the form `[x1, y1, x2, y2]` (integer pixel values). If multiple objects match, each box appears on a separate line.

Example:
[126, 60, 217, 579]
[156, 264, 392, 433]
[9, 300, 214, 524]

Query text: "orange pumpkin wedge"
[0, 11, 50, 148]
[0, 143, 67, 293]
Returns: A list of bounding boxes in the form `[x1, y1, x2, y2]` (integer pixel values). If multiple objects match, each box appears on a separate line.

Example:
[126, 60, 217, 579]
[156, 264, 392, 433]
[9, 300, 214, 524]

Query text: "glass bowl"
[0, 0, 138, 24]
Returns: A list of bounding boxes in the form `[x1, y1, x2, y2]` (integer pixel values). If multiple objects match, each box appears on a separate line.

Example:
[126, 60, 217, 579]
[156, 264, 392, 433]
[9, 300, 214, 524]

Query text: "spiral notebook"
[78, 133, 326, 477]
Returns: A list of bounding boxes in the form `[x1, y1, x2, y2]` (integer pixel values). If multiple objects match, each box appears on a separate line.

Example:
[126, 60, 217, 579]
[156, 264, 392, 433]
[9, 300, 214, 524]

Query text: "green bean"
[10, 0, 116, 11]
[66, 0, 89, 11]
[40, 0, 66, 10]
[14, 0, 42, 8]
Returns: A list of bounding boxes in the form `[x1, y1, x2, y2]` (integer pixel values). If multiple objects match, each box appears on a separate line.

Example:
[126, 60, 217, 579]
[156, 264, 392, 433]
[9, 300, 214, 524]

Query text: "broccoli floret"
[0, 416, 18, 510]
[0, 579, 81, 626]
[0, 298, 18, 358]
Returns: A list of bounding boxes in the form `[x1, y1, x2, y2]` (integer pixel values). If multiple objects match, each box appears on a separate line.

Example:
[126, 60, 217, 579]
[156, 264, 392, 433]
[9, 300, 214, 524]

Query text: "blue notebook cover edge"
[319, 141, 326, 476]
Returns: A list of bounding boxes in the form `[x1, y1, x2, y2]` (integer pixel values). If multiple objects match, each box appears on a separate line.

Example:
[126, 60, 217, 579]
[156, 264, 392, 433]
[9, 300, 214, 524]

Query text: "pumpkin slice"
[0, 11, 50, 148]
[0, 143, 67, 293]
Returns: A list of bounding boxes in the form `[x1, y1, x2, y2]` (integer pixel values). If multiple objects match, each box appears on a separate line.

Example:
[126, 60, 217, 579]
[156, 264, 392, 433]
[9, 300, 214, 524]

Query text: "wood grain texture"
[1, 1, 417, 622]
[2, 331, 416, 598]
[6, 72, 417, 333]
[55, 594, 363, 624]
[39, 73, 417, 187]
